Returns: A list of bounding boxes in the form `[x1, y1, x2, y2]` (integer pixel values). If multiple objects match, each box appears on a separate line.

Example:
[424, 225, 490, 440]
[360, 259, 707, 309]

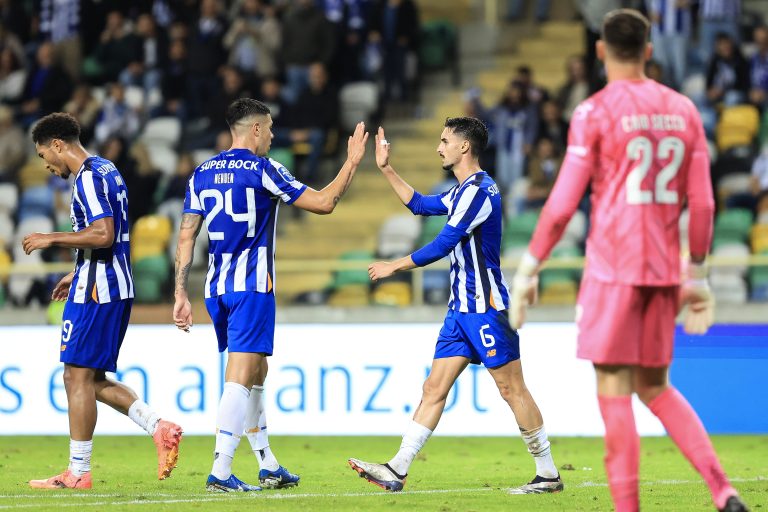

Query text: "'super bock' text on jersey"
[183, 149, 306, 298]
[409, 171, 510, 313]
[69, 156, 134, 303]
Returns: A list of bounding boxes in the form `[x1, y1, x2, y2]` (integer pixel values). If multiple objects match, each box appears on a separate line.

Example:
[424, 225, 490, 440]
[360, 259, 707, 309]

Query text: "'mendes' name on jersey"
[214, 173, 234, 184]
[621, 114, 686, 133]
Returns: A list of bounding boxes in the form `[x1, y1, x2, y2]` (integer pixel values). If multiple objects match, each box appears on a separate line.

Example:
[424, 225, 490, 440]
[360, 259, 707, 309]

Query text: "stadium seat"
[0, 282, 5, 308]
[372, 282, 412, 306]
[711, 242, 750, 277]
[419, 20, 460, 84]
[156, 199, 184, 228]
[132, 254, 170, 303]
[145, 143, 179, 175]
[0, 183, 18, 215]
[47, 299, 65, 325]
[713, 209, 753, 246]
[268, 148, 295, 173]
[146, 87, 163, 110]
[423, 266, 451, 304]
[331, 250, 373, 288]
[717, 172, 752, 205]
[17, 186, 54, 222]
[539, 281, 578, 305]
[327, 284, 369, 307]
[540, 245, 582, 292]
[339, 82, 378, 132]
[503, 211, 540, 249]
[140, 117, 182, 147]
[710, 273, 748, 303]
[14, 217, 53, 247]
[750, 224, 768, 254]
[131, 215, 172, 260]
[7, 247, 40, 306]
[749, 264, 768, 301]
[124, 86, 145, 110]
[0, 247, 10, 278]
[681, 73, 706, 102]
[716, 105, 759, 151]
[0, 213, 13, 249]
[378, 214, 421, 258]
[418, 216, 446, 246]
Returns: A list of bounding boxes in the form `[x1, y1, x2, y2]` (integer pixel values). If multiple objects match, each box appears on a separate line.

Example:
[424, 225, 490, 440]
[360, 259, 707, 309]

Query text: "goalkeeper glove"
[510, 251, 540, 330]
[679, 260, 714, 334]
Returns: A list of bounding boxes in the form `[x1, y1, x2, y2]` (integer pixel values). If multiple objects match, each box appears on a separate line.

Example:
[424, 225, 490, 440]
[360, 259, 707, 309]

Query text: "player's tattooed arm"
[174, 214, 202, 295]
[332, 169, 355, 206]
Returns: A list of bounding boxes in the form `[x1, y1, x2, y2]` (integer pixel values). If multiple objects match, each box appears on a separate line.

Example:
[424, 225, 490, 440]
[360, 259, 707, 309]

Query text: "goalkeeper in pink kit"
[510, 9, 748, 512]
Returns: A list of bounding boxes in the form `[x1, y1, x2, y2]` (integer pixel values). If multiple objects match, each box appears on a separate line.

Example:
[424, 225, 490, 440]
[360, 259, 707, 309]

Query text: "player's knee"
[421, 379, 450, 403]
[636, 384, 667, 405]
[496, 380, 527, 404]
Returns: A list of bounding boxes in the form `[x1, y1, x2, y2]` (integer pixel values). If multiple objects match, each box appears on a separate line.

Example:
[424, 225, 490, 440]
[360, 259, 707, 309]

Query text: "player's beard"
[442, 162, 454, 172]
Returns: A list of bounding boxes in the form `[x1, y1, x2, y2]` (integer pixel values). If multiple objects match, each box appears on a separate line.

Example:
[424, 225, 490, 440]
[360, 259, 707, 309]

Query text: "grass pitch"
[0, 436, 765, 511]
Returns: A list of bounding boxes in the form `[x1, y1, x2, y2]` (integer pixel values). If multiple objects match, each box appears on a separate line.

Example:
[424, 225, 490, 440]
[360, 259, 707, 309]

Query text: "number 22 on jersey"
[625, 135, 684, 205]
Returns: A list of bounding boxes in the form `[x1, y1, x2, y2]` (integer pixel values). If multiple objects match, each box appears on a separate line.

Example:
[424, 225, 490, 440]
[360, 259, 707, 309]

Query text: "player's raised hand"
[679, 260, 714, 334]
[346, 121, 369, 166]
[509, 252, 541, 330]
[51, 272, 74, 301]
[22, 232, 52, 254]
[368, 261, 395, 282]
[173, 297, 193, 333]
[374, 126, 391, 169]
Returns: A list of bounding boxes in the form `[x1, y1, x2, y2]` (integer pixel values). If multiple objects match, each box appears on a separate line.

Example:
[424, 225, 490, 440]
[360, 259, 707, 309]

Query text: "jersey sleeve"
[183, 173, 204, 215]
[76, 170, 113, 224]
[528, 100, 597, 261]
[263, 158, 307, 204]
[405, 188, 453, 216]
[686, 109, 715, 259]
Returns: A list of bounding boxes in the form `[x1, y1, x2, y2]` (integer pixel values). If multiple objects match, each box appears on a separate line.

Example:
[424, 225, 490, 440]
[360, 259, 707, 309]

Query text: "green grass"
[0, 436, 766, 511]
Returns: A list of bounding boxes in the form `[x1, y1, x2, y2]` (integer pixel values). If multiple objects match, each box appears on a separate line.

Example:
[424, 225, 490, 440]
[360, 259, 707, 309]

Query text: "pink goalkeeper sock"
[648, 387, 736, 510]
[598, 395, 640, 512]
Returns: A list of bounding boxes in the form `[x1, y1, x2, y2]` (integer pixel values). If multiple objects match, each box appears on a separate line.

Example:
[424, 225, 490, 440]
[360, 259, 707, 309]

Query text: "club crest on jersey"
[277, 166, 295, 182]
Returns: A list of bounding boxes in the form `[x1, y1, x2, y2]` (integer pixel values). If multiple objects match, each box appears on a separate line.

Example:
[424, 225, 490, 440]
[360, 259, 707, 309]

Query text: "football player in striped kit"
[347, 118, 562, 495]
[24, 113, 182, 489]
[173, 98, 368, 492]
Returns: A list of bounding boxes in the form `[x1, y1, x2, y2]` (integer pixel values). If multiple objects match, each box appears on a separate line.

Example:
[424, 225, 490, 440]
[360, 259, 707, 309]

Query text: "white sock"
[387, 420, 432, 476]
[128, 400, 161, 436]
[520, 425, 558, 478]
[244, 385, 280, 471]
[69, 439, 92, 476]
[211, 382, 250, 480]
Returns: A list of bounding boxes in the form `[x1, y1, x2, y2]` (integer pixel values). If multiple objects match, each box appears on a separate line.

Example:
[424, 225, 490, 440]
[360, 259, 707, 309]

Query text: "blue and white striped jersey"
[69, 156, 134, 304]
[183, 149, 307, 298]
[408, 171, 510, 314]
[650, 0, 692, 36]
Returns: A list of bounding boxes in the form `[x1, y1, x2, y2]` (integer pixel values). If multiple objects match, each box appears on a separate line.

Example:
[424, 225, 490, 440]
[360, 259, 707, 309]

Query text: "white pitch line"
[0, 477, 765, 509]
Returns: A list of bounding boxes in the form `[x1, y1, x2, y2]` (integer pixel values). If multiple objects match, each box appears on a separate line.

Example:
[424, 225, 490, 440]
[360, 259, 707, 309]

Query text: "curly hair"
[31, 112, 81, 145]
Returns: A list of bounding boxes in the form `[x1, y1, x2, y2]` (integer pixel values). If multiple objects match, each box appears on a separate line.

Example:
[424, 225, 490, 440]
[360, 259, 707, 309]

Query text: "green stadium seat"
[134, 277, 163, 303]
[46, 300, 65, 325]
[503, 211, 540, 249]
[540, 246, 582, 290]
[132, 255, 170, 303]
[331, 250, 374, 288]
[713, 209, 753, 246]
[268, 148, 295, 173]
[418, 216, 446, 246]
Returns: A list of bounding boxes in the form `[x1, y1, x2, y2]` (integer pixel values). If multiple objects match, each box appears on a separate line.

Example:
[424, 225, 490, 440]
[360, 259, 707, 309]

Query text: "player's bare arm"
[173, 213, 202, 332]
[375, 126, 416, 205]
[21, 217, 114, 255]
[293, 121, 369, 214]
[368, 255, 416, 282]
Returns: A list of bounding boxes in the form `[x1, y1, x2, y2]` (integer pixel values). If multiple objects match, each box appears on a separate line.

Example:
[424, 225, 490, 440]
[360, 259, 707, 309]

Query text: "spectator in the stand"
[322, 0, 368, 83]
[119, 13, 167, 93]
[462, 87, 496, 176]
[91, 10, 141, 84]
[0, 104, 24, 182]
[125, 141, 162, 221]
[523, 137, 561, 211]
[160, 151, 195, 204]
[63, 83, 100, 145]
[749, 25, 768, 109]
[0, 47, 26, 103]
[259, 76, 291, 123]
[224, 0, 281, 79]
[36, 0, 81, 80]
[156, 38, 188, 119]
[506, 0, 551, 23]
[283, 62, 339, 183]
[93, 82, 140, 144]
[0, 21, 26, 70]
[698, 0, 741, 65]
[368, 0, 420, 102]
[575, 0, 624, 79]
[0, 1, 30, 43]
[706, 32, 749, 106]
[645, 59, 666, 85]
[495, 80, 538, 196]
[648, 0, 691, 89]
[18, 42, 73, 127]
[186, 0, 228, 118]
[556, 55, 591, 122]
[281, 0, 336, 103]
[537, 99, 568, 153]
[514, 65, 548, 106]
[214, 129, 231, 152]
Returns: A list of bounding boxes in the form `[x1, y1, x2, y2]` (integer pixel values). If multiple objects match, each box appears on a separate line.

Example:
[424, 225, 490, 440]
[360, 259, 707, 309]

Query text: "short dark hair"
[444, 116, 488, 158]
[225, 98, 271, 129]
[601, 9, 649, 62]
[31, 113, 81, 145]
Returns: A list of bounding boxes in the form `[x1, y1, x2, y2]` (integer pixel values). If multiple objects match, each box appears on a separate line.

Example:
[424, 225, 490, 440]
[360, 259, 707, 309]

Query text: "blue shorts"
[435, 308, 520, 368]
[60, 299, 133, 372]
[205, 291, 275, 354]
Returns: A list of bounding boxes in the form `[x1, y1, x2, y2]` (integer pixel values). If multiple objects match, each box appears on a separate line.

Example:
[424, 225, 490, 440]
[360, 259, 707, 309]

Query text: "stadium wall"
[0, 324, 765, 436]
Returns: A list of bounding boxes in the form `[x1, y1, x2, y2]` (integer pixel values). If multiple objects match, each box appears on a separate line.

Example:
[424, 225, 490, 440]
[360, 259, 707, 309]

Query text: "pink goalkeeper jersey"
[529, 78, 715, 286]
